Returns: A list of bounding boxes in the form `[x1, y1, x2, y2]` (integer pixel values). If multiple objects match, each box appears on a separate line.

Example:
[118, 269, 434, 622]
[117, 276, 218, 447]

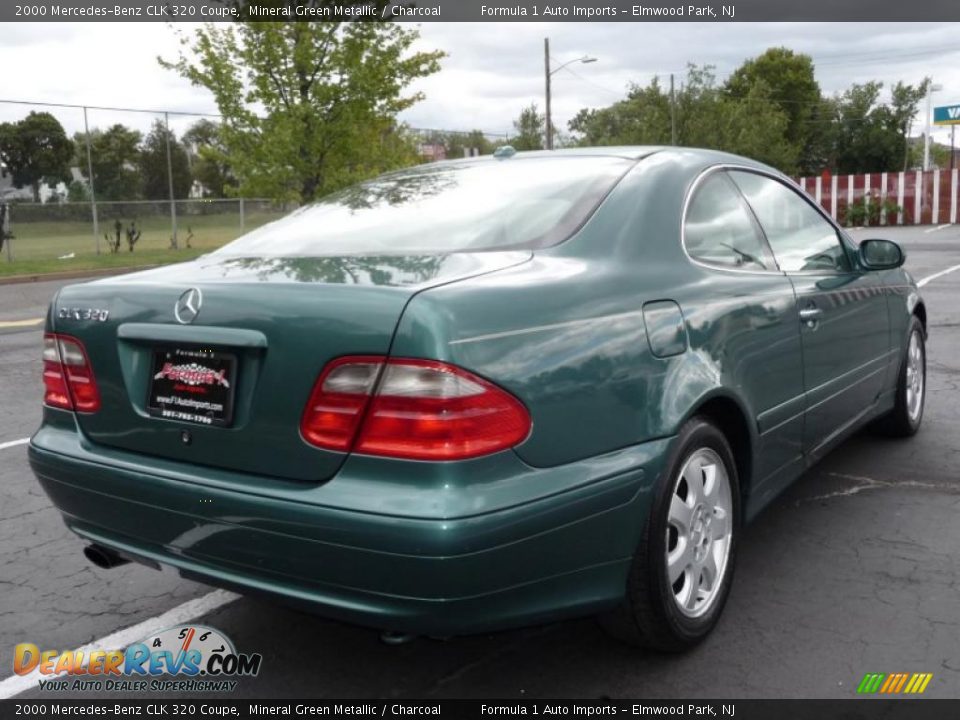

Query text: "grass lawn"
[0, 210, 286, 278]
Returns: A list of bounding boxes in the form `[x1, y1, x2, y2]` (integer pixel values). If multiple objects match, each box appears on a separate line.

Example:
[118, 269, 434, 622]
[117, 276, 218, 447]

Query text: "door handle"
[799, 306, 823, 328]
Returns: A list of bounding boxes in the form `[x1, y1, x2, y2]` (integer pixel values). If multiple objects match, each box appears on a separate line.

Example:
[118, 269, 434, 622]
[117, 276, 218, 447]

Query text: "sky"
[1, 21, 959, 146]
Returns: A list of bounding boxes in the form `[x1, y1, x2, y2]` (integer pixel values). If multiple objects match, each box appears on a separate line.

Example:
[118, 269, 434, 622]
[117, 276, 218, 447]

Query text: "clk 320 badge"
[57, 307, 109, 322]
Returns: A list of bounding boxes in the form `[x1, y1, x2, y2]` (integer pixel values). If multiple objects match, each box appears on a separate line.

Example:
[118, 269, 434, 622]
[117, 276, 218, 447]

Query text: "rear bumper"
[28, 422, 670, 635]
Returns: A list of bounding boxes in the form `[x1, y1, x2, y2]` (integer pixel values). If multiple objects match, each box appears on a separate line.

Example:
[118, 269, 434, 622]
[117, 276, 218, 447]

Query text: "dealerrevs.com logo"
[14, 625, 262, 693]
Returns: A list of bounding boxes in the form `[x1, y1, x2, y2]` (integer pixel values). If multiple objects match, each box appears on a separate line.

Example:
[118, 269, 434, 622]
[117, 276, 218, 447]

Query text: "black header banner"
[4, 0, 960, 22]
[2, 699, 960, 720]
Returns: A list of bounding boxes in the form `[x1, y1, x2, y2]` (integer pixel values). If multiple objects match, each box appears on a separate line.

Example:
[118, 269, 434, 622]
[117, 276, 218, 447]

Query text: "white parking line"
[0, 589, 239, 699]
[918, 264, 960, 288]
[923, 223, 953, 233]
[0, 438, 29, 451]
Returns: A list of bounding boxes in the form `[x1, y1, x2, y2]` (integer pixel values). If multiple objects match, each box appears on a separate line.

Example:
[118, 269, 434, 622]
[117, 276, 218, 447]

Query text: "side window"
[729, 171, 851, 273]
[684, 172, 774, 271]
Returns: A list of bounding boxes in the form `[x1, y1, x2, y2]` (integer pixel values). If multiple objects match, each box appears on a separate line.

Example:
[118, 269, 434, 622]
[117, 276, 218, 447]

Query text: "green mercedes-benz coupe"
[29, 147, 926, 649]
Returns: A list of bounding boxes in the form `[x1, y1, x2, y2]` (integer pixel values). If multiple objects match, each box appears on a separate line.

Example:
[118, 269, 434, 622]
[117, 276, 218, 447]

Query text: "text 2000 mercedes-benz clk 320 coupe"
[29, 147, 926, 649]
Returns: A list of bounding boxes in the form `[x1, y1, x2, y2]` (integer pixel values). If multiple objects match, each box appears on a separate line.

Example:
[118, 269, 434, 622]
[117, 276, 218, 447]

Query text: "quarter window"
[729, 171, 851, 273]
[684, 172, 773, 271]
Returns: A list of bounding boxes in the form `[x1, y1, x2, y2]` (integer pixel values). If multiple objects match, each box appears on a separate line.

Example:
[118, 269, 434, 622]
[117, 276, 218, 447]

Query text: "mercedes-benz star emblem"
[174, 288, 203, 325]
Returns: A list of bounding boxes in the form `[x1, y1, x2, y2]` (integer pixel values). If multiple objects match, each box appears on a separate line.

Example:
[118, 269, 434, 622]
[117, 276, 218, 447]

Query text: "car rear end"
[28, 153, 665, 635]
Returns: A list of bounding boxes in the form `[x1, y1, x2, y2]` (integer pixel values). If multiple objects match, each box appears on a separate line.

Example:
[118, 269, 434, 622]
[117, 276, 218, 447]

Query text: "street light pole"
[543, 38, 597, 151]
[923, 82, 943, 171]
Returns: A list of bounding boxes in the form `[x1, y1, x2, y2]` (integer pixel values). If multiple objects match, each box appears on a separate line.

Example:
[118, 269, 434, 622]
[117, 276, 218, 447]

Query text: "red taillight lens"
[43, 334, 100, 413]
[300, 356, 383, 452]
[300, 357, 531, 460]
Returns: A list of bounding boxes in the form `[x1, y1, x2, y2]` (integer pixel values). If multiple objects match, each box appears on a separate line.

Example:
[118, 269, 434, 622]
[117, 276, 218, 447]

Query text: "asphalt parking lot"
[1, 225, 959, 700]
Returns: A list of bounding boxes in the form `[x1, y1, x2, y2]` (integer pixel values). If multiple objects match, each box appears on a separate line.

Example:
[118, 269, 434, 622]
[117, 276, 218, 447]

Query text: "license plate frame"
[146, 346, 238, 428]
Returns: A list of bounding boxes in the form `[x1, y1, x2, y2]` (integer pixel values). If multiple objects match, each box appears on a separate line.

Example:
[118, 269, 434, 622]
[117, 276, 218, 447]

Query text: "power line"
[0, 98, 222, 118]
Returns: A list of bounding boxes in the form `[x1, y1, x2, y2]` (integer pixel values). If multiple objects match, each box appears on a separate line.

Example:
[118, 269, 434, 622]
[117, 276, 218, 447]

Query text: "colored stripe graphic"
[857, 672, 932, 694]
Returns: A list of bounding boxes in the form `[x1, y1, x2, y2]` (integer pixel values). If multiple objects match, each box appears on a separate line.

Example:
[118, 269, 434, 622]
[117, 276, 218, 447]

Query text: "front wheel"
[873, 317, 926, 437]
[600, 418, 740, 650]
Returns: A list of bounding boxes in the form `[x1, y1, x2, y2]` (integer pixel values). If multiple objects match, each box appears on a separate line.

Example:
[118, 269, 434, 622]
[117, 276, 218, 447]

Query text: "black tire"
[600, 418, 741, 651]
[872, 316, 926, 438]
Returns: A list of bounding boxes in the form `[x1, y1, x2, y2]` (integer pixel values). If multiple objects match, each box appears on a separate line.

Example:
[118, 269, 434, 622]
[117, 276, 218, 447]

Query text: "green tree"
[828, 79, 929, 173]
[569, 79, 672, 146]
[67, 179, 90, 202]
[445, 130, 496, 158]
[724, 48, 820, 173]
[890, 79, 931, 171]
[183, 119, 234, 197]
[510, 103, 547, 151]
[161, 14, 444, 202]
[678, 65, 797, 170]
[570, 65, 794, 170]
[0, 112, 73, 202]
[139, 120, 192, 200]
[74, 124, 143, 201]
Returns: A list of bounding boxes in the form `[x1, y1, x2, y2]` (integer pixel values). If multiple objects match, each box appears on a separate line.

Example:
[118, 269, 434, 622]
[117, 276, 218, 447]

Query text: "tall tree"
[569, 79, 672, 146]
[74, 124, 143, 201]
[830, 82, 928, 174]
[182, 119, 234, 197]
[890, 79, 931, 171]
[569, 65, 796, 171]
[0, 112, 73, 202]
[139, 120, 192, 200]
[724, 48, 821, 173]
[161, 14, 443, 202]
[510, 103, 548, 151]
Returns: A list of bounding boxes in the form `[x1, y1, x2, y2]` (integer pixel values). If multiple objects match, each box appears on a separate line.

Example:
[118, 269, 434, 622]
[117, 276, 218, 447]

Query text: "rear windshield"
[213, 156, 632, 256]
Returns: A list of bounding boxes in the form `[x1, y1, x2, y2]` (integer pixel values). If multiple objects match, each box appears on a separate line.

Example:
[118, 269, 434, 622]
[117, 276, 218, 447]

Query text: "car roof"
[428, 146, 778, 172]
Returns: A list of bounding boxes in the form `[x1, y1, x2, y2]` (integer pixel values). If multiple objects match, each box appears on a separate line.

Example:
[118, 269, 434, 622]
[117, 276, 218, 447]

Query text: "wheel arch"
[685, 392, 755, 507]
[913, 300, 927, 337]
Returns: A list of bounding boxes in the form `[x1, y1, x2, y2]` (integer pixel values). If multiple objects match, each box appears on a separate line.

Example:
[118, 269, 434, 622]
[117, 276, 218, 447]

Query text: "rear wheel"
[873, 317, 925, 437]
[600, 418, 740, 650]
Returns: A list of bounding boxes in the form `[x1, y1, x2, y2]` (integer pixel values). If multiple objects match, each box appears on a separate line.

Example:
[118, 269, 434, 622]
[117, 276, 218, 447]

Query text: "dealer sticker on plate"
[147, 347, 237, 427]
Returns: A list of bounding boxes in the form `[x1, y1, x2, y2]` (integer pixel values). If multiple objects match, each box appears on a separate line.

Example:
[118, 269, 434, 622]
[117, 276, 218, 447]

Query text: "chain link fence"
[1, 198, 286, 264]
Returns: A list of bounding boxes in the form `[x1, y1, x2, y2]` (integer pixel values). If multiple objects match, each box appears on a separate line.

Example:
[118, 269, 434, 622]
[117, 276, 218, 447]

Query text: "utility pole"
[544, 37, 552, 150]
[164, 112, 178, 249]
[670, 73, 677, 146]
[83, 107, 100, 255]
[543, 39, 596, 151]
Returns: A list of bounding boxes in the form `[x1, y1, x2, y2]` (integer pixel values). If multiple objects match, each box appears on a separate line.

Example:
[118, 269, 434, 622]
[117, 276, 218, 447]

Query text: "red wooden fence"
[795, 169, 959, 226]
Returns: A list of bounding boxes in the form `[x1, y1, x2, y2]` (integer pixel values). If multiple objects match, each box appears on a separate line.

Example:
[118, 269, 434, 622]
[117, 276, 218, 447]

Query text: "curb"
[0, 265, 159, 286]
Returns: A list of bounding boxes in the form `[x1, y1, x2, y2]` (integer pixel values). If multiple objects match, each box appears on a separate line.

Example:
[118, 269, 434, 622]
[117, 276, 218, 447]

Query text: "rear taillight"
[300, 357, 531, 460]
[43, 334, 100, 413]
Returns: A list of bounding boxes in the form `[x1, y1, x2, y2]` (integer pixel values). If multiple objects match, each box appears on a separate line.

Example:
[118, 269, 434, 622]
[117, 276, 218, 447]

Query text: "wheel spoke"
[702, 462, 719, 503]
[682, 461, 703, 506]
[685, 571, 702, 611]
[667, 536, 694, 585]
[701, 549, 719, 592]
[669, 494, 694, 533]
[711, 506, 729, 540]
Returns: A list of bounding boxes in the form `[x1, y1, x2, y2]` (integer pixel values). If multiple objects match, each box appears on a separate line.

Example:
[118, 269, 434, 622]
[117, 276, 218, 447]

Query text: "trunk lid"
[52, 252, 530, 482]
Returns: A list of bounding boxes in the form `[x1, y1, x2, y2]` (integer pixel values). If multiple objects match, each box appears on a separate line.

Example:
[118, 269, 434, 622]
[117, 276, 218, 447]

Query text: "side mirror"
[859, 238, 904, 270]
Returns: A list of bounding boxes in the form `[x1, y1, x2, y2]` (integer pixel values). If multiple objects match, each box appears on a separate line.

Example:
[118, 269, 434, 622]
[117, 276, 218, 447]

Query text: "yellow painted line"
[917, 673, 933, 694]
[0, 317, 43, 329]
[904, 674, 919, 693]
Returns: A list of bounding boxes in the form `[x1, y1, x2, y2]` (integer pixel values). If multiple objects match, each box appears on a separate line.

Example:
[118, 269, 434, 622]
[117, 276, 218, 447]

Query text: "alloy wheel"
[666, 447, 734, 619]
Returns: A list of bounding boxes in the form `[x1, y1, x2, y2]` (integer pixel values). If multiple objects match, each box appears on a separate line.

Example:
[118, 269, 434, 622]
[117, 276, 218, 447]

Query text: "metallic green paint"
[29, 147, 923, 635]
